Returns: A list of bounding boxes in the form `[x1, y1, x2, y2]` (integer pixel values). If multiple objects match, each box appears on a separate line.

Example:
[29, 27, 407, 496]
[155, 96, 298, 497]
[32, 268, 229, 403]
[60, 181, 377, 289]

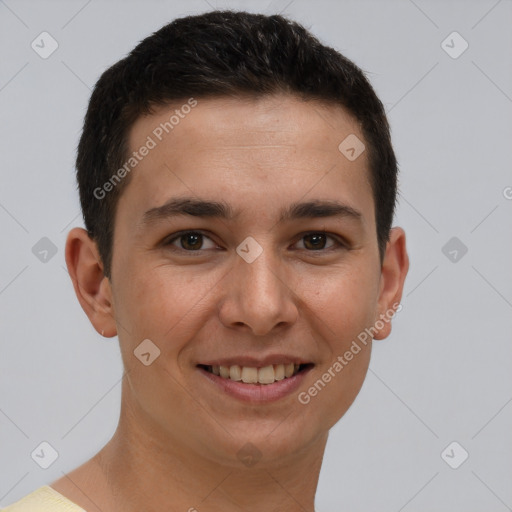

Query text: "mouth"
[197, 363, 314, 385]
[196, 361, 315, 403]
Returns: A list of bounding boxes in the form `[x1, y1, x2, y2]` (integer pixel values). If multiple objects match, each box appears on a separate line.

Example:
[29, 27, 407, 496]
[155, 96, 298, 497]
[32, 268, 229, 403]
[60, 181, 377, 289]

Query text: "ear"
[373, 227, 409, 340]
[65, 227, 117, 338]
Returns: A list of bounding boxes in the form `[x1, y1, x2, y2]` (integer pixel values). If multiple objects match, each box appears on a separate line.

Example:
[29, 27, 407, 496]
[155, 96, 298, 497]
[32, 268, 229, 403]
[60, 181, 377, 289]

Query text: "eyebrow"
[141, 196, 363, 226]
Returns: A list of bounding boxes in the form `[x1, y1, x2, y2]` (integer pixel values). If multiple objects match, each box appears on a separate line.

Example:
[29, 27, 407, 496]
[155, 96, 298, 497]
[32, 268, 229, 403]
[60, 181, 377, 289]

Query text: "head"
[66, 10, 408, 468]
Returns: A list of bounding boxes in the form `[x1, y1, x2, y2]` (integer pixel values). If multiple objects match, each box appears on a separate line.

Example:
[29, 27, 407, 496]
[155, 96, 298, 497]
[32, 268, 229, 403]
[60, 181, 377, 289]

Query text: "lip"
[196, 364, 314, 404]
[198, 354, 313, 367]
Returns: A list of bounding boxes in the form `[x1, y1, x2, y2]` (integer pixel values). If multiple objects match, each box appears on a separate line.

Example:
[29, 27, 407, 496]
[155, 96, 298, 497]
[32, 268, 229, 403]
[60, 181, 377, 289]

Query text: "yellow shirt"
[1, 485, 86, 511]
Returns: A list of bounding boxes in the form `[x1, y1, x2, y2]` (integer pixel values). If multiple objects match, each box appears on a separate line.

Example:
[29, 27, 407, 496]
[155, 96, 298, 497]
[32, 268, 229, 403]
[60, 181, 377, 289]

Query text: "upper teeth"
[210, 364, 300, 384]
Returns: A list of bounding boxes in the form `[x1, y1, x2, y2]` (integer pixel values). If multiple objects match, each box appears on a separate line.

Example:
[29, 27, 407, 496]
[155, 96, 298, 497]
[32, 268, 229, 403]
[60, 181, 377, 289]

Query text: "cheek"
[295, 261, 378, 422]
[301, 261, 380, 348]
[114, 264, 223, 352]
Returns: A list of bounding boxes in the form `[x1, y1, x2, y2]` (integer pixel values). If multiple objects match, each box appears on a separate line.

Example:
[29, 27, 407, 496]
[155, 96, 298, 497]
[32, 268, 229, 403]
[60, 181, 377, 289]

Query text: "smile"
[197, 363, 313, 385]
[196, 362, 315, 403]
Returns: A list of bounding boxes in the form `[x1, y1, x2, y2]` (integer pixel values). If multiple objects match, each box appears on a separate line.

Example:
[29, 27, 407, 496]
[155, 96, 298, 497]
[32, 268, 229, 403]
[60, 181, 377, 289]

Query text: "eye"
[294, 232, 345, 251]
[164, 231, 218, 251]
[163, 230, 347, 253]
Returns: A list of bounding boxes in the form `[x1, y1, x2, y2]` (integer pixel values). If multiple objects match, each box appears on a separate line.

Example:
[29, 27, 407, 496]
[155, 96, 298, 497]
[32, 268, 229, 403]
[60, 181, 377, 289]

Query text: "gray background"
[1, 0, 511, 510]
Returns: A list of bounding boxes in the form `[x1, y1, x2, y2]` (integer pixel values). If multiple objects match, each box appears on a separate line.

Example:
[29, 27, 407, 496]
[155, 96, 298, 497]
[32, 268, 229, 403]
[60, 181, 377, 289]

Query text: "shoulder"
[1, 485, 87, 512]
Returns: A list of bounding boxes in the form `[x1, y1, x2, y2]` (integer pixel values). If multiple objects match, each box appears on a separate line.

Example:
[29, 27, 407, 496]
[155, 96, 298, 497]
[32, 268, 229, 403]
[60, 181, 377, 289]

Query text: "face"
[100, 94, 403, 466]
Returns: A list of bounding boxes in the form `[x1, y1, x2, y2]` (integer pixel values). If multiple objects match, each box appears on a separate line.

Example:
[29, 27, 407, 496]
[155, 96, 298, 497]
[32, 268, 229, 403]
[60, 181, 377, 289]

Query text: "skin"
[53, 93, 409, 512]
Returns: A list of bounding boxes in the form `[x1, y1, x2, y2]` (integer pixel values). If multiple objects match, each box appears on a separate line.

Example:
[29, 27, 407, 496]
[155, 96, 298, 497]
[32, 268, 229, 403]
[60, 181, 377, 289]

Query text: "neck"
[93, 395, 327, 512]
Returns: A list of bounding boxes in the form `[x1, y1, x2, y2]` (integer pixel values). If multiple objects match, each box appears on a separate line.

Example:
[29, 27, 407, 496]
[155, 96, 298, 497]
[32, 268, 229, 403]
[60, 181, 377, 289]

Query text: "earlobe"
[373, 227, 409, 341]
[65, 227, 117, 338]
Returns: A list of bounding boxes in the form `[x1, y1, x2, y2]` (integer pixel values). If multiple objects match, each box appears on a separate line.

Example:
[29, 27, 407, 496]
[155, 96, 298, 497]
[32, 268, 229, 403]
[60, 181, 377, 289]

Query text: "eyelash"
[163, 230, 348, 254]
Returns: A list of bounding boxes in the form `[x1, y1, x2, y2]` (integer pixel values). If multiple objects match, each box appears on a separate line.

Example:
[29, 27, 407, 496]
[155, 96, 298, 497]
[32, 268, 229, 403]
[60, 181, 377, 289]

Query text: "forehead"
[118, 94, 373, 226]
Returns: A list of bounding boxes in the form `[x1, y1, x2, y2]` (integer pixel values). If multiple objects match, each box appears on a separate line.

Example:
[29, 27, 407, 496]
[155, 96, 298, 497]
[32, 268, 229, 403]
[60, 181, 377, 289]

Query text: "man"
[4, 10, 408, 512]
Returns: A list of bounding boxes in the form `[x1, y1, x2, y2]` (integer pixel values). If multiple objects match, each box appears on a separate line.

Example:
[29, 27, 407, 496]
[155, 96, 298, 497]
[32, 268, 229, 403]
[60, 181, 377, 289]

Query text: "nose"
[217, 245, 299, 336]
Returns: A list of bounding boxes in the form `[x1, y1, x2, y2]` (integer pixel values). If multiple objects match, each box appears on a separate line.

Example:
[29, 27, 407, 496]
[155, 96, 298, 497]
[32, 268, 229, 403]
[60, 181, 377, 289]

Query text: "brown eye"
[165, 231, 217, 251]
[296, 232, 343, 251]
[179, 233, 203, 250]
[303, 233, 328, 250]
